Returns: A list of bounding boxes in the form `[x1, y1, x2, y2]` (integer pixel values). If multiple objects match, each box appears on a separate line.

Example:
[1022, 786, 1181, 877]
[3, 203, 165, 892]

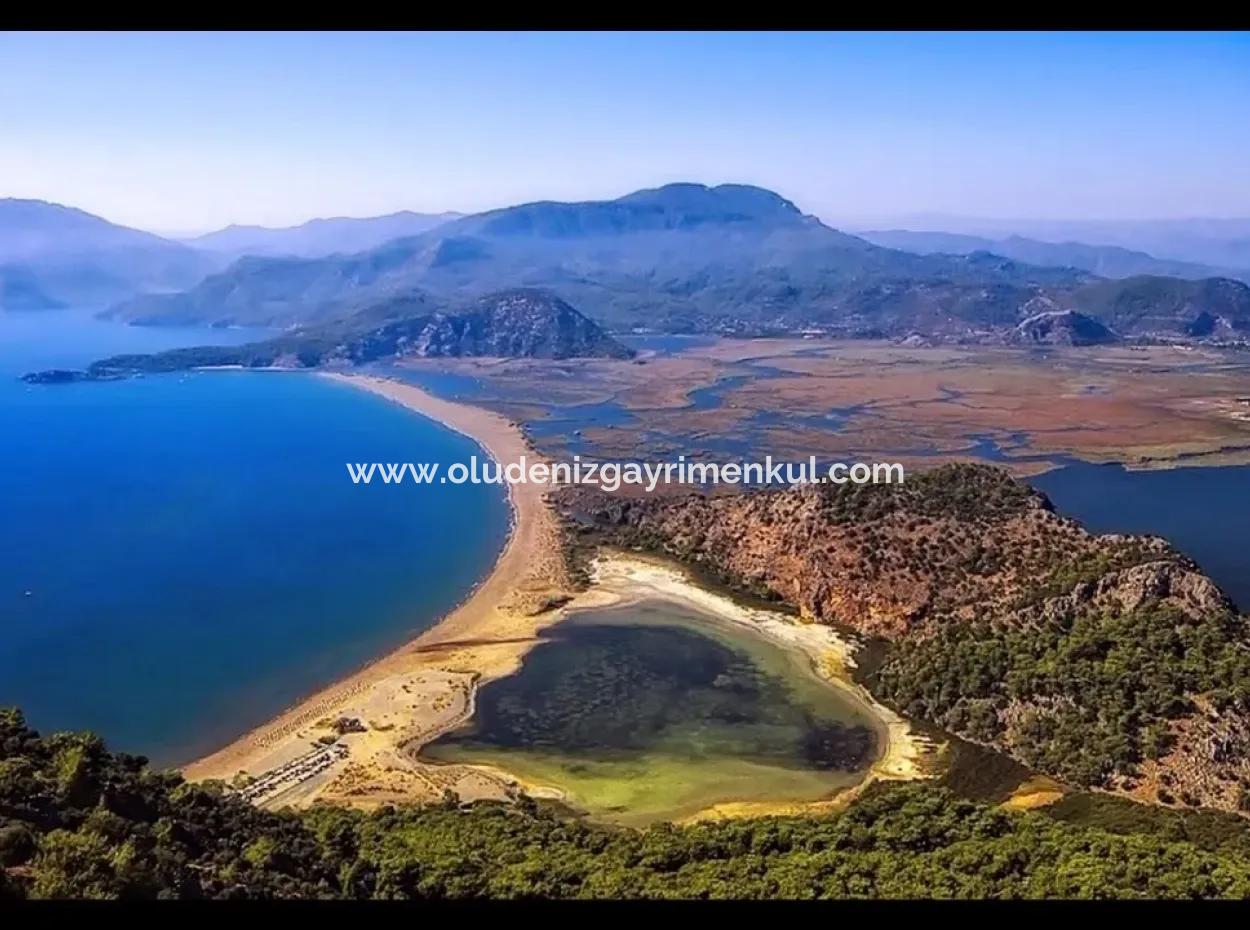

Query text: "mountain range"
[183, 210, 462, 259]
[0, 199, 218, 309]
[851, 215, 1250, 272]
[8, 186, 1250, 345]
[857, 229, 1249, 283]
[104, 183, 1250, 343]
[0, 201, 459, 310]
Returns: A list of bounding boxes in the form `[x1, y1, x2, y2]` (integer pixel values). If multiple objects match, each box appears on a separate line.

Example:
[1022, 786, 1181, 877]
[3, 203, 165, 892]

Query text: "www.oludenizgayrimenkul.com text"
[345, 455, 905, 494]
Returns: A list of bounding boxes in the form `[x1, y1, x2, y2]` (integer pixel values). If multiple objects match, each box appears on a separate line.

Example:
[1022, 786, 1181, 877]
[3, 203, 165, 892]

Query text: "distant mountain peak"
[185, 211, 462, 259]
[1, 197, 90, 216]
[615, 182, 803, 219]
[0, 198, 216, 309]
[453, 181, 810, 240]
[0, 198, 162, 240]
[95, 187, 1250, 344]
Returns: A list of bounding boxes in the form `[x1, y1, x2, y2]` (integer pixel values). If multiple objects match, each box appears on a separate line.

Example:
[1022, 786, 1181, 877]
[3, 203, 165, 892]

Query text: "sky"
[2, 31, 1248, 234]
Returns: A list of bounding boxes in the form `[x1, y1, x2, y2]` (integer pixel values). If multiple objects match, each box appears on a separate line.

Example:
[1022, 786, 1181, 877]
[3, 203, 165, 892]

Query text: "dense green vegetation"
[1073, 275, 1250, 337]
[6, 707, 1250, 899]
[566, 464, 1241, 805]
[811, 461, 1040, 523]
[876, 604, 1250, 787]
[1046, 793, 1250, 859]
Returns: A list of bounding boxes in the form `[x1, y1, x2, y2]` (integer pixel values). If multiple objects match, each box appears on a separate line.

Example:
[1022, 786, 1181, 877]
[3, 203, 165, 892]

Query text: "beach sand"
[181, 373, 574, 808]
[183, 372, 934, 816]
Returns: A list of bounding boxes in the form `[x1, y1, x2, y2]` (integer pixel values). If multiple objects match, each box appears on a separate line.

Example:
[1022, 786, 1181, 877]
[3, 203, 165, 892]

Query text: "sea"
[2, 313, 1246, 768]
[0, 308, 510, 766]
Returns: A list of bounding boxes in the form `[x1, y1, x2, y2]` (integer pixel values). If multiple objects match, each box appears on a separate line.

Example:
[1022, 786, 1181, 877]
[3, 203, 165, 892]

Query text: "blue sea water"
[4, 311, 1246, 768]
[1030, 462, 1250, 612]
[0, 310, 509, 766]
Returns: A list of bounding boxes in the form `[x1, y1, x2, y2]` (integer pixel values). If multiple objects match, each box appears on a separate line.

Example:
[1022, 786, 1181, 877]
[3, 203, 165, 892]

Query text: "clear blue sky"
[2, 31, 1248, 233]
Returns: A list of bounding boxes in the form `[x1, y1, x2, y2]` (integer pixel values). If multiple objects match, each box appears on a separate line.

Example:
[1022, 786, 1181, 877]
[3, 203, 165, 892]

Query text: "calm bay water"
[0, 310, 510, 766]
[4, 311, 1245, 772]
[1031, 461, 1250, 611]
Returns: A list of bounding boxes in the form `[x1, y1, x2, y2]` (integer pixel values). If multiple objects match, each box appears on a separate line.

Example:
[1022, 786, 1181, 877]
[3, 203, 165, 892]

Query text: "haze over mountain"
[104, 183, 1250, 344]
[857, 229, 1249, 284]
[184, 211, 462, 259]
[852, 215, 1250, 273]
[104, 182, 1084, 332]
[0, 199, 220, 310]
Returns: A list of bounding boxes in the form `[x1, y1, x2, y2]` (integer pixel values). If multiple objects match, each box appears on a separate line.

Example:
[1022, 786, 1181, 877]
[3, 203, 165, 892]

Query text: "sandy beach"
[181, 373, 574, 807]
[183, 372, 933, 815]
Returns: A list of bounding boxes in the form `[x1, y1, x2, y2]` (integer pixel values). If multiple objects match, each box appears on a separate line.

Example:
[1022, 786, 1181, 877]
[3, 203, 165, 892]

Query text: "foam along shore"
[181, 373, 574, 808]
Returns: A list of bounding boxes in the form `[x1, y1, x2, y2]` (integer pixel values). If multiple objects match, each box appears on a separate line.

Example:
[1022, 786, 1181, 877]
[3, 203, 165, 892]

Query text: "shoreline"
[181, 373, 573, 800]
[415, 553, 938, 825]
[566, 555, 938, 822]
[182, 372, 933, 820]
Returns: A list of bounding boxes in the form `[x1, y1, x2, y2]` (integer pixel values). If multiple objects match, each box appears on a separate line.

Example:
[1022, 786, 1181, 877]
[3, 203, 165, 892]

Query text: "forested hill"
[562, 463, 1250, 813]
[22, 289, 632, 384]
[7, 707, 1250, 899]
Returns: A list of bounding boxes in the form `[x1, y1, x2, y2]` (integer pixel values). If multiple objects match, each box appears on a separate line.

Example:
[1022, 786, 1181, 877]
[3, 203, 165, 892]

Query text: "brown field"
[399, 340, 1250, 475]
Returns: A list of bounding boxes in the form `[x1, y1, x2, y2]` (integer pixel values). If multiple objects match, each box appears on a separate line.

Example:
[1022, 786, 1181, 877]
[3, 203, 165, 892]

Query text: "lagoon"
[423, 599, 880, 826]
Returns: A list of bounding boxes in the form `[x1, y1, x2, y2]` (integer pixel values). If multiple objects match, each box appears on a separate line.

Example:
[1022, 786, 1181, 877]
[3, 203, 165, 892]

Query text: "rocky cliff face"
[404, 290, 634, 360]
[560, 464, 1249, 814]
[561, 464, 1219, 637]
[308, 289, 634, 363]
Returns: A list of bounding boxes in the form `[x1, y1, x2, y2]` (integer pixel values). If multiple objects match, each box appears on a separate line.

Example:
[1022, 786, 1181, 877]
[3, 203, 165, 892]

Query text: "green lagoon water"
[423, 600, 880, 825]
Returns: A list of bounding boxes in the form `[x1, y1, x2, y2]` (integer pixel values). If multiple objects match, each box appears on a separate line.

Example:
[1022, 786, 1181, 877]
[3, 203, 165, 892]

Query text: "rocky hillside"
[560, 464, 1250, 813]
[414, 289, 633, 360]
[22, 289, 631, 383]
[1007, 309, 1118, 346]
[1067, 275, 1250, 340]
